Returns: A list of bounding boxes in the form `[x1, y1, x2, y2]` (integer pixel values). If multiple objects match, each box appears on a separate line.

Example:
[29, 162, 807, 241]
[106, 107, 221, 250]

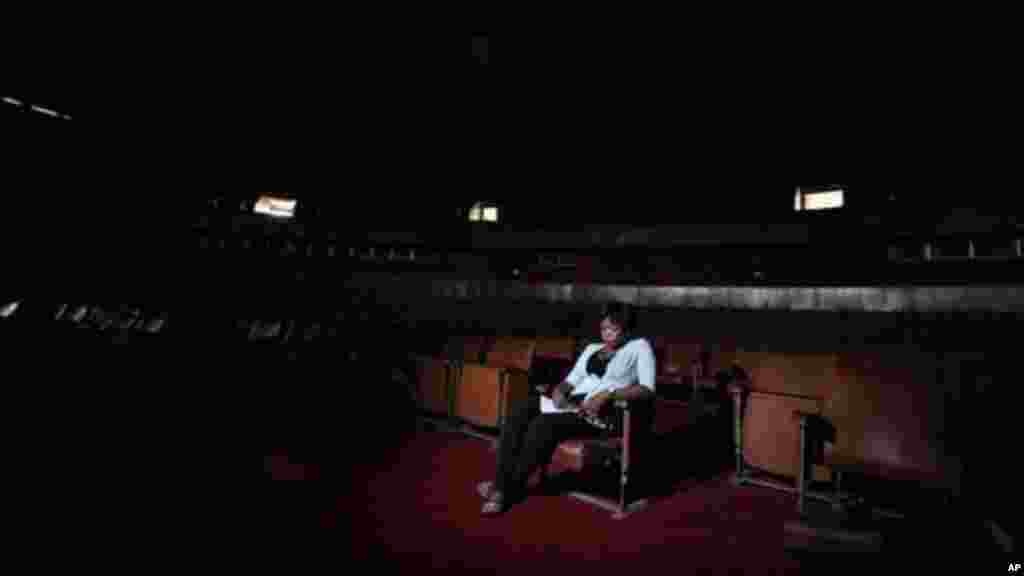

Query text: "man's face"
[600, 317, 623, 347]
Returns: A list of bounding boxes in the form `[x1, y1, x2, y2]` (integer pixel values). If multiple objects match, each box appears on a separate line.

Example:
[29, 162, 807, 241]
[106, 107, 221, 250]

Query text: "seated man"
[476, 302, 656, 516]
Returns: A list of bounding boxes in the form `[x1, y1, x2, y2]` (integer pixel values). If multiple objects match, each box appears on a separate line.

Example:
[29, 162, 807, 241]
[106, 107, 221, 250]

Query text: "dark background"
[3, 30, 1020, 549]
[472, 36, 488, 65]
[4, 29, 1020, 242]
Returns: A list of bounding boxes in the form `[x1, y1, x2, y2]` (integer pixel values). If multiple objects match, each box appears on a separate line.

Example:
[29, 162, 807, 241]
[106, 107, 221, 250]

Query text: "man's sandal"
[476, 481, 499, 501]
[480, 497, 507, 517]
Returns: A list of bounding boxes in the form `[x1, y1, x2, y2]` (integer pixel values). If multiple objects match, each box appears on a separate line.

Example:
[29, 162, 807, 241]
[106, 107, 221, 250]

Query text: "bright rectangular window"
[254, 195, 297, 219]
[794, 188, 844, 211]
[469, 202, 499, 222]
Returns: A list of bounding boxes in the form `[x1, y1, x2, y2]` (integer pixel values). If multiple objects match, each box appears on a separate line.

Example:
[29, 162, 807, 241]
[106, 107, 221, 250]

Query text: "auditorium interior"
[4, 50, 1021, 569]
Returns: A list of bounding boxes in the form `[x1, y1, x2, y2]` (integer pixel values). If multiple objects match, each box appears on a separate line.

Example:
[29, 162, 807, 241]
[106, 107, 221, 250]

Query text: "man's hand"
[552, 385, 572, 409]
[581, 391, 612, 417]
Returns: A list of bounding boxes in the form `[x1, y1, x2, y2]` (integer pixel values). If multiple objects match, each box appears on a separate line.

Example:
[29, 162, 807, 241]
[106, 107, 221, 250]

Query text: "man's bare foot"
[480, 497, 507, 516]
[476, 481, 501, 501]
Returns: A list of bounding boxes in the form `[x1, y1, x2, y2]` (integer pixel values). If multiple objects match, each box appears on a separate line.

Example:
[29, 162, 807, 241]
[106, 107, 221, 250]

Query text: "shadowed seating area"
[5, 193, 1018, 569]
[7, 75, 1023, 569]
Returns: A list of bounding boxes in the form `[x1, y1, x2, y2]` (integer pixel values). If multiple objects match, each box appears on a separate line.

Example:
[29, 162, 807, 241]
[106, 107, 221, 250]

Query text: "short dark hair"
[600, 302, 636, 332]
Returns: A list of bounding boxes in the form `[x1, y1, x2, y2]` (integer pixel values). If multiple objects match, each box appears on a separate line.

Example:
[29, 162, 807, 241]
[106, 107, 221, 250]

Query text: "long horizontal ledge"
[345, 274, 1024, 312]
[214, 213, 1023, 249]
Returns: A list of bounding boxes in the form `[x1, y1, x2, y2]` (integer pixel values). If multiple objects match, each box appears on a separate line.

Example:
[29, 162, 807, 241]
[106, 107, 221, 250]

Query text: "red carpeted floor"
[323, 430, 805, 573]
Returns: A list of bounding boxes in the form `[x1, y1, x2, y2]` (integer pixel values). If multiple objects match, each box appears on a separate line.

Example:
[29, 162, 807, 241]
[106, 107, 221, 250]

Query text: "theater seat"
[454, 337, 534, 432]
[450, 335, 490, 366]
[551, 436, 623, 474]
[86, 306, 115, 331]
[653, 337, 705, 402]
[66, 305, 89, 324]
[532, 336, 576, 362]
[140, 315, 166, 334]
[248, 320, 282, 341]
[729, 351, 836, 497]
[792, 349, 951, 517]
[414, 353, 454, 419]
[412, 336, 486, 425]
[529, 336, 577, 396]
[546, 396, 656, 519]
[0, 300, 19, 319]
[116, 307, 142, 330]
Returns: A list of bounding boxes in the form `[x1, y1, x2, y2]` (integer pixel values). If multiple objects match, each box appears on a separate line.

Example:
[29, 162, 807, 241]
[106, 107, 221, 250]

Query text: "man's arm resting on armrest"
[610, 384, 654, 405]
[552, 382, 576, 409]
[555, 381, 574, 396]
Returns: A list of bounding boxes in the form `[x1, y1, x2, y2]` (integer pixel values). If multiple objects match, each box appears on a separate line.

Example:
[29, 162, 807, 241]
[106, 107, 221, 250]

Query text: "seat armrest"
[793, 410, 836, 473]
[503, 367, 531, 392]
[613, 394, 657, 410]
[695, 376, 719, 390]
[792, 409, 816, 422]
[793, 410, 836, 442]
[612, 396, 656, 438]
[504, 366, 529, 377]
[728, 378, 751, 398]
[821, 454, 869, 474]
[610, 396, 657, 477]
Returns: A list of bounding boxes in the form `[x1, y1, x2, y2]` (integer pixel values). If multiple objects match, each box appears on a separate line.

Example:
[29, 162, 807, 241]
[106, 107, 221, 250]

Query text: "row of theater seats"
[4, 297, 420, 512]
[199, 316, 382, 351]
[193, 228, 424, 266]
[0, 299, 181, 445]
[1, 300, 167, 335]
[3, 297, 958, 504]
[719, 345, 960, 519]
[415, 332, 959, 514]
[54, 304, 167, 334]
[4, 299, 420, 440]
[0, 300, 384, 363]
[410, 334, 733, 517]
[411, 334, 721, 433]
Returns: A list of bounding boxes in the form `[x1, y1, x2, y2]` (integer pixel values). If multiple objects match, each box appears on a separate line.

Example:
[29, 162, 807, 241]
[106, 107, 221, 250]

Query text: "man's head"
[599, 302, 635, 348]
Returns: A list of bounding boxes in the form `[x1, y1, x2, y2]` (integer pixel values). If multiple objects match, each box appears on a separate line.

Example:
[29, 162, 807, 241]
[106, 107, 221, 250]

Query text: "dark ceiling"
[4, 30, 1018, 232]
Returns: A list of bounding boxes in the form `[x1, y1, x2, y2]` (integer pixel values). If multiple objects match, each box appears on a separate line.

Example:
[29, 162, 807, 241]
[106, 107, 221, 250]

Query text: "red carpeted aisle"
[326, 431, 804, 573]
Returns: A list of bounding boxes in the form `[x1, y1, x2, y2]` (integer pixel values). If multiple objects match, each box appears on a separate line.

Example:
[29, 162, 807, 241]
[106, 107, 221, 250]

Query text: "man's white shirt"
[539, 338, 656, 414]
